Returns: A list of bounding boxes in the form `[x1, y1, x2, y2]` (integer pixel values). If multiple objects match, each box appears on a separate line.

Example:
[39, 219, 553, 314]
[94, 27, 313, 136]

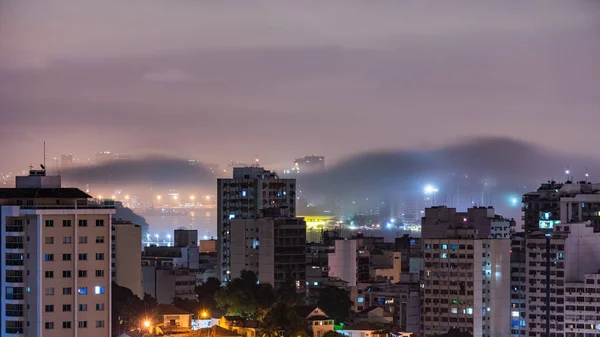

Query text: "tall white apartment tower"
[217, 167, 296, 281]
[0, 169, 115, 337]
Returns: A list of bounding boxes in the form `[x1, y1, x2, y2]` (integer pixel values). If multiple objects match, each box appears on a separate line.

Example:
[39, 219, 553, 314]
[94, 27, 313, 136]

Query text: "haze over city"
[1, 0, 600, 169]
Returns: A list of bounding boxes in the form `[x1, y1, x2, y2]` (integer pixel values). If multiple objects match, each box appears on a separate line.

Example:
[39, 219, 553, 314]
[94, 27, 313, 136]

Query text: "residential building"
[230, 211, 306, 290]
[217, 167, 296, 281]
[111, 219, 142, 298]
[352, 275, 421, 333]
[394, 235, 422, 274]
[156, 304, 193, 334]
[524, 222, 600, 336]
[0, 168, 114, 337]
[421, 227, 511, 337]
[142, 245, 199, 270]
[292, 306, 334, 337]
[218, 316, 261, 337]
[421, 206, 515, 239]
[142, 266, 196, 303]
[200, 239, 217, 253]
[509, 233, 527, 337]
[174, 229, 198, 247]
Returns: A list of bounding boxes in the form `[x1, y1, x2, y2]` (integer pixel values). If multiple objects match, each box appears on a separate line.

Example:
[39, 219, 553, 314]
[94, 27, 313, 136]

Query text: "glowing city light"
[424, 185, 438, 194]
[167, 234, 171, 241]
[205, 195, 210, 200]
[125, 195, 130, 200]
[144, 321, 151, 328]
[156, 195, 162, 200]
[173, 195, 178, 200]
[190, 195, 195, 201]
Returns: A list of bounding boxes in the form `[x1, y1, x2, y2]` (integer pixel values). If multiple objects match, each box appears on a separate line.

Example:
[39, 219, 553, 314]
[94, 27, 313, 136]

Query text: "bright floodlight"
[565, 170, 570, 175]
[144, 321, 151, 328]
[424, 185, 438, 194]
[155, 234, 159, 239]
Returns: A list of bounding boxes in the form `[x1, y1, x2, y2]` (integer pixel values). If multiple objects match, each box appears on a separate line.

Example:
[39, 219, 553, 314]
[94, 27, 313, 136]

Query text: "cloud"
[142, 68, 190, 82]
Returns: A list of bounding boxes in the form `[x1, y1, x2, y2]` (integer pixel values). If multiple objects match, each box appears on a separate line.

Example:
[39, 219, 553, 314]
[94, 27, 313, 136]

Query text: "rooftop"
[0, 188, 91, 199]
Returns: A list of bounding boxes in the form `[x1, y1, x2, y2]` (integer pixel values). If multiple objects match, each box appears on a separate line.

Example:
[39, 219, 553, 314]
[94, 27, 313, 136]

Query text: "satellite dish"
[40, 164, 46, 170]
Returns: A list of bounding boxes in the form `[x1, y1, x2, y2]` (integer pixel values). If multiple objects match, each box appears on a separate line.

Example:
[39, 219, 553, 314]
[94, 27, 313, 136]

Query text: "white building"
[230, 215, 306, 290]
[0, 169, 114, 337]
[112, 219, 142, 298]
[217, 167, 296, 281]
[328, 239, 359, 286]
[422, 228, 511, 337]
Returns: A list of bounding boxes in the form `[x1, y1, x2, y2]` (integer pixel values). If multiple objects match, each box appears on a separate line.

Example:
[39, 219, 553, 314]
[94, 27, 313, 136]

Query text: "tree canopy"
[112, 282, 159, 335]
[215, 270, 276, 320]
[317, 286, 354, 323]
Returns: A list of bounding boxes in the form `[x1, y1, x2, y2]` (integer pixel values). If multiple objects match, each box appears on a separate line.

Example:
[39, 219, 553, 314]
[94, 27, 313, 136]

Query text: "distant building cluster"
[8, 160, 600, 337]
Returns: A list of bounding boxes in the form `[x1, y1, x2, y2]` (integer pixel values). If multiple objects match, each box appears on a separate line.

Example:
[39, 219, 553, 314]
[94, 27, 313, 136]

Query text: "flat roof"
[0, 188, 91, 199]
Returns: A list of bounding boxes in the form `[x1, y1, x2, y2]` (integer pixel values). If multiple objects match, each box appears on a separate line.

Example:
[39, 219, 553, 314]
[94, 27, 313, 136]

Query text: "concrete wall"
[328, 240, 358, 286]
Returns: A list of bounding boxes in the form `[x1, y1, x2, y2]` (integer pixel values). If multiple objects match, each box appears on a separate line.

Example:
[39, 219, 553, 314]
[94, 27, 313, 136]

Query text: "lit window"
[441, 244, 448, 250]
[78, 287, 88, 295]
[94, 286, 105, 295]
[511, 311, 519, 317]
[313, 282, 318, 286]
[451, 308, 458, 314]
[441, 253, 448, 259]
[466, 308, 473, 315]
[242, 191, 247, 197]
[358, 297, 364, 303]
[229, 214, 236, 220]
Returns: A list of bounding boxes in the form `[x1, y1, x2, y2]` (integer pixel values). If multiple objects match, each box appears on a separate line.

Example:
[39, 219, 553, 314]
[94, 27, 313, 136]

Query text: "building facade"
[422, 232, 511, 337]
[217, 167, 296, 281]
[0, 169, 114, 337]
[112, 219, 142, 298]
[230, 216, 306, 290]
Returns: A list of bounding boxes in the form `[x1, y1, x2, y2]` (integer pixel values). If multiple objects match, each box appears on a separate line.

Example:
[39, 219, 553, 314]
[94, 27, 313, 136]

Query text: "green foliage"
[112, 282, 159, 335]
[317, 286, 354, 323]
[215, 270, 276, 320]
[261, 303, 310, 337]
[323, 331, 346, 337]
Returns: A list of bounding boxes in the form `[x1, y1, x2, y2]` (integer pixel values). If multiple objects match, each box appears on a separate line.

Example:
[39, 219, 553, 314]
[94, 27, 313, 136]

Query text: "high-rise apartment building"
[0, 169, 115, 337]
[230, 213, 306, 289]
[420, 206, 513, 337]
[524, 222, 600, 337]
[421, 206, 516, 239]
[111, 219, 142, 298]
[217, 167, 296, 281]
[422, 229, 511, 337]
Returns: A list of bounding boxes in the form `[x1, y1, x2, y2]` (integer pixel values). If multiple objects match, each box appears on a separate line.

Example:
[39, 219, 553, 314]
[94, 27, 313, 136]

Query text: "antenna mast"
[43, 142, 46, 168]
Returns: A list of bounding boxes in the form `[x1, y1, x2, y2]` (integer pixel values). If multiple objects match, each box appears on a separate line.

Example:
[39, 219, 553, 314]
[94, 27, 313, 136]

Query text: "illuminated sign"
[539, 220, 560, 229]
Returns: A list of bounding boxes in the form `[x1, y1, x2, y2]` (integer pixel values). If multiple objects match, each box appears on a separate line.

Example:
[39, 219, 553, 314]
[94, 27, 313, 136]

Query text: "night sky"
[1, 0, 599, 170]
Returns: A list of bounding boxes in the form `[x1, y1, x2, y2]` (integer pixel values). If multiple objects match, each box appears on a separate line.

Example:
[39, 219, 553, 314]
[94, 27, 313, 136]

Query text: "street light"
[201, 311, 208, 318]
[190, 195, 195, 201]
[157, 195, 162, 201]
[143, 320, 151, 329]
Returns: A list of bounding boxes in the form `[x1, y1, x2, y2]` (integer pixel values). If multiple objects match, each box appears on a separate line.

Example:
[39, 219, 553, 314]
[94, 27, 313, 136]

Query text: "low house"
[337, 322, 389, 337]
[157, 304, 193, 333]
[293, 306, 335, 337]
[191, 326, 243, 337]
[218, 316, 261, 337]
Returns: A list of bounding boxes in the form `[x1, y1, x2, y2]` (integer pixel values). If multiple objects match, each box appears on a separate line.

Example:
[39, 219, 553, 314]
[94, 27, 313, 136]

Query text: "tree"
[112, 282, 159, 335]
[262, 303, 310, 337]
[317, 286, 353, 323]
[276, 273, 301, 306]
[215, 270, 276, 320]
[196, 277, 221, 313]
[323, 332, 346, 337]
[173, 297, 202, 315]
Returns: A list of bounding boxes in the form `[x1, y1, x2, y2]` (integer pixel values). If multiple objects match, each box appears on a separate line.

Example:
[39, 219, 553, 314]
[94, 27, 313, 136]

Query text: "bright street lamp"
[143, 320, 151, 328]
